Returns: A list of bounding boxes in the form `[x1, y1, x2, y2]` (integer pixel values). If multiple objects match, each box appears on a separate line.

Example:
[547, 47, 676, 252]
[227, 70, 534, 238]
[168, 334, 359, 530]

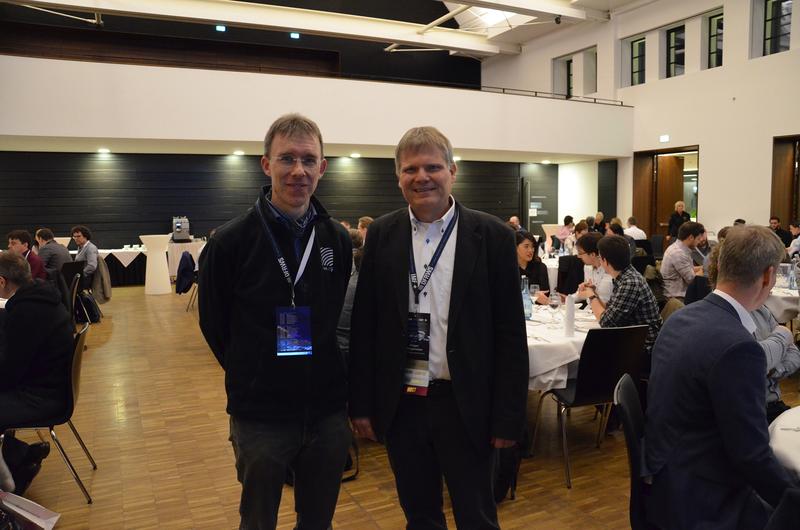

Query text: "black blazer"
[349, 204, 529, 448]
[644, 293, 797, 529]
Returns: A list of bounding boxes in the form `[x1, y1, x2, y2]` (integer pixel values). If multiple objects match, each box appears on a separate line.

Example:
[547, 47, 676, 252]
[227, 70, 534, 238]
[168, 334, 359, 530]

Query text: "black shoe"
[12, 461, 41, 496]
[25, 442, 50, 465]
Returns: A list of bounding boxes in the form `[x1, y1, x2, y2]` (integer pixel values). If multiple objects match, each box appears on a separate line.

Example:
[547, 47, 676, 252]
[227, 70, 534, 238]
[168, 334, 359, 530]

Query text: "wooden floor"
[17, 286, 799, 529]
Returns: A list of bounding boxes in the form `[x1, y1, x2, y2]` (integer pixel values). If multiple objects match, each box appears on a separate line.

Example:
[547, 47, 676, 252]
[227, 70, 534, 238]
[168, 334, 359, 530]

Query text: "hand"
[693, 265, 704, 276]
[578, 286, 595, 299]
[351, 417, 377, 441]
[536, 291, 550, 305]
[491, 437, 516, 449]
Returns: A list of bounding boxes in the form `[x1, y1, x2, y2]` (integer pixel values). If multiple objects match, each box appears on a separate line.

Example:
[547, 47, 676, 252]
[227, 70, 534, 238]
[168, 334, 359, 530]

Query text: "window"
[764, 0, 792, 55]
[566, 59, 573, 98]
[708, 14, 724, 68]
[666, 26, 685, 78]
[631, 38, 646, 86]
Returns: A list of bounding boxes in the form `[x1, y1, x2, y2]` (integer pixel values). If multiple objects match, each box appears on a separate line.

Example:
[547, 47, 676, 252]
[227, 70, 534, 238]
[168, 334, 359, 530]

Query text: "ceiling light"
[659, 134, 670, 143]
[453, 156, 461, 162]
[233, 150, 245, 156]
[216, 25, 226, 32]
[97, 148, 110, 154]
[350, 153, 361, 158]
[290, 32, 300, 39]
[541, 160, 551, 165]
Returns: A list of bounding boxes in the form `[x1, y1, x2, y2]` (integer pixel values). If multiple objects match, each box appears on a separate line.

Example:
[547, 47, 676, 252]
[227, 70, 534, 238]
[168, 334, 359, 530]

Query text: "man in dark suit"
[349, 126, 529, 529]
[644, 225, 799, 529]
[35, 228, 71, 283]
[769, 216, 793, 247]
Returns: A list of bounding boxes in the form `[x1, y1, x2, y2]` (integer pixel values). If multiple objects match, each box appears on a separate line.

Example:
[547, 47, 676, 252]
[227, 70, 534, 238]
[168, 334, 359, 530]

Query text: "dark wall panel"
[0, 152, 519, 249]
[520, 164, 558, 237]
[598, 159, 618, 220]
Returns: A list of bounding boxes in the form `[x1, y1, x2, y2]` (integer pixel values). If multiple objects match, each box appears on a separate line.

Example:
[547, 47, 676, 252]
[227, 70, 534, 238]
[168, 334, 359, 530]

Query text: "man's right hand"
[351, 417, 377, 441]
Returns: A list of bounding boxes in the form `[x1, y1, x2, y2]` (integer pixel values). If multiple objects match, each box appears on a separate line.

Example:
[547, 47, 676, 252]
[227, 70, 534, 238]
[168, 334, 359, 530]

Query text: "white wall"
[557, 161, 598, 222]
[0, 55, 633, 160]
[483, 0, 800, 234]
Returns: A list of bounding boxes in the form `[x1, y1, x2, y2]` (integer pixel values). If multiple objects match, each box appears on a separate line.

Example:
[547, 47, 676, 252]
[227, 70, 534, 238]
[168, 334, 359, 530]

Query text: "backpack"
[75, 292, 101, 323]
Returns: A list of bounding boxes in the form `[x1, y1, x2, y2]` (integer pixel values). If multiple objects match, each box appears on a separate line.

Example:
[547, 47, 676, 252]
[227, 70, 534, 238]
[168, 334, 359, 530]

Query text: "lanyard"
[255, 197, 316, 307]
[409, 207, 459, 306]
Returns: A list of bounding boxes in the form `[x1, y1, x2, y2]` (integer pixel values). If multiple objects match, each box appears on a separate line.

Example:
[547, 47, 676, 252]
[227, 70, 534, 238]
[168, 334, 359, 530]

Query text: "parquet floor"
[15, 286, 799, 529]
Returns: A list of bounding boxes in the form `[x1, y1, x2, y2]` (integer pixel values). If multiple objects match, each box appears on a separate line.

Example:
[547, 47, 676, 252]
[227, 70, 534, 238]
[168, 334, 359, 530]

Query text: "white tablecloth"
[527, 305, 598, 391]
[70, 248, 144, 267]
[542, 258, 559, 290]
[769, 406, 800, 478]
[765, 288, 800, 323]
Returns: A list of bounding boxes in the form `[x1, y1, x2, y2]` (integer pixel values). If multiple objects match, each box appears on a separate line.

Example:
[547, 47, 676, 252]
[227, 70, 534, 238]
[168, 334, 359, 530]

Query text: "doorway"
[772, 136, 800, 224]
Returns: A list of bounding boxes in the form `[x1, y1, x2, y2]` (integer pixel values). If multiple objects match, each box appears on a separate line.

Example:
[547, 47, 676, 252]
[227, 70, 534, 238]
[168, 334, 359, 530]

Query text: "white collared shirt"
[624, 226, 647, 240]
[408, 198, 458, 380]
[712, 289, 757, 334]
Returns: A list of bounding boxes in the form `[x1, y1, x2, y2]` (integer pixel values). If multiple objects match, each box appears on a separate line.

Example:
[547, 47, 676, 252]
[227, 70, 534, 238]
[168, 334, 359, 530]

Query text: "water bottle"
[790, 257, 798, 290]
[564, 294, 575, 337]
[521, 276, 532, 320]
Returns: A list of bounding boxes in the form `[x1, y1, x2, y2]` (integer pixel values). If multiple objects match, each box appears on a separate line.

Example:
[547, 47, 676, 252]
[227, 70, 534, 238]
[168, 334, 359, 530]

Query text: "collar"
[712, 289, 757, 334]
[260, 185, 321, 236]
[612, 265, 635, 285]
[408, 196, 457, 228]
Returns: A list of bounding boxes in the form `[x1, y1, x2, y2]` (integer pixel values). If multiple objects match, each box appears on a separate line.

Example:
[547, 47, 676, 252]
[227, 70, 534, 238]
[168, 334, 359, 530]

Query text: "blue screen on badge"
[276, 306, 313, 357]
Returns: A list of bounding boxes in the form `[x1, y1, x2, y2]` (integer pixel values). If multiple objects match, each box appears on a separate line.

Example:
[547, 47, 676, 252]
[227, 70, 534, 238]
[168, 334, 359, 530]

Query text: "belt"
[426, 379, 452, 398]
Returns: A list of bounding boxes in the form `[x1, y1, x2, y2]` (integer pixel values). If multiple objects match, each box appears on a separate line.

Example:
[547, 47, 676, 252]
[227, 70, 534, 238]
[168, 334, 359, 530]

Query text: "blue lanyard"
[409, 207, 459, 306]
[255, 197, 316, 307]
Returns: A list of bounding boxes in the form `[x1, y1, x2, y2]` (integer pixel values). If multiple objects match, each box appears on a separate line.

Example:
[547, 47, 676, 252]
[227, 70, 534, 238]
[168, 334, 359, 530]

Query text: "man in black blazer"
[349, 126, 529, 529]
[644, 225, 799, 529]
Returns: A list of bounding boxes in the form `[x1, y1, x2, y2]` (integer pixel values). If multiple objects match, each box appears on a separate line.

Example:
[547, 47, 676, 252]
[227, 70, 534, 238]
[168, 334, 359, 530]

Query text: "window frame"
[630, 37, 646, 86]
[666, 25, 686, 78]
[764, 0, 793, 56]
[708, 13, 724, 68]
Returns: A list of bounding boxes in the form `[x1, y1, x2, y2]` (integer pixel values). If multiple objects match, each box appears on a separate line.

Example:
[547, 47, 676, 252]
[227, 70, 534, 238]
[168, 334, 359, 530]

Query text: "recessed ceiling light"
[290, 32, 300, 39]
[350, 153, 361, 158]
[453, 156, 462, 162]
[541, 160, 551, 165]
[97, 148, 110, 154]
[216, 25, 226, 32]
[233, 150, 245, 156]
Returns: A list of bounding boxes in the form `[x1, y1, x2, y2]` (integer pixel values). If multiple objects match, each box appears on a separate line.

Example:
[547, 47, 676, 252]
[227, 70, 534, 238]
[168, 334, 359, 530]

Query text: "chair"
[634, 239, 653, 256]
[2, 323, 97, 503]
[61, 260, 86, 287]
[649, 235, 665, 260]
[614, 373, 650, 530]
[68, 273, 90, 328]
[550, 235, 561, 251]
[660, 298, 684, 322]
[631, 255, 656, 276]
[529, 325, 648, 488]
[684, 275, 711, 305]
[556, 255, 584, 295]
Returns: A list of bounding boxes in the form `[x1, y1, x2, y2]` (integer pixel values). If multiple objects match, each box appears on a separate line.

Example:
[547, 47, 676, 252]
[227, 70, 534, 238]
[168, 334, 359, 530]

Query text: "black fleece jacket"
[198, 187, 352, 423]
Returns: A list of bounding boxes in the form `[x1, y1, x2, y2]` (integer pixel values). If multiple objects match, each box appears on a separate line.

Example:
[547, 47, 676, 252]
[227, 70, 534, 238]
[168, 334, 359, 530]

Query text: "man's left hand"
[491, 437, 516, 449]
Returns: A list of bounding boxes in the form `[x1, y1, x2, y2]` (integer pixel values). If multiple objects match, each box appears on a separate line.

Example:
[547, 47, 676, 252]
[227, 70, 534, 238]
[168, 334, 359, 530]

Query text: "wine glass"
[548, 292, 561, 327]
[530, 284, 540, 304]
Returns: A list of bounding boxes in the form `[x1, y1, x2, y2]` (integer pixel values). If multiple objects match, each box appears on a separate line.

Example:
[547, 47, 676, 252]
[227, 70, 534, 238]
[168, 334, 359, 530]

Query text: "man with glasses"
[70, 225, 98, 290]
[198, 114, 352, 529]
[6, 230, 46, 281]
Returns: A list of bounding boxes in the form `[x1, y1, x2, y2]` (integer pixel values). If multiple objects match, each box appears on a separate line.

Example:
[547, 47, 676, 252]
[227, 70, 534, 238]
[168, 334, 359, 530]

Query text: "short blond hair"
[394, 126, 454, 173]
[674, 200, 685, 210]
[358, 216, 373, 230]
[717, 226, 785, 286]
[263, 113, 324, 158]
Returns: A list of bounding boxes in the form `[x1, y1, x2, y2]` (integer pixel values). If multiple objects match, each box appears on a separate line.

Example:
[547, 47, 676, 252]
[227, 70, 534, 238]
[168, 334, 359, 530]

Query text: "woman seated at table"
[517, 231, 550, 304]
[787, 220, 800, 257]
[564, 220, 588, 255]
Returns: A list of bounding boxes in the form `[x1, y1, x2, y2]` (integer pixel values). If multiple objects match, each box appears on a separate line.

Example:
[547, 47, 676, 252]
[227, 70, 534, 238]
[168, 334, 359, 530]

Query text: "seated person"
[607, 223, 636, 258]
[575, 232, 613, 303]
[578, 235, 662, 354]
[556, 215, 574, 244]
[644, 226, 799, 529]
[0, 252, 74, 495]
[769, 216, 793, 247]
[707, 243, 800, 423]
[71, 225, 98, 290]
[593, 211, 606, 234]
[564, 220, 588, 255]
[786, 220, 800, 257]
[624, 217, 647, 240]
[660, 221, 705, 300]
[516, 231, 550, 304]
[6, 230, 46, 281]
[34, 228, 71, 284]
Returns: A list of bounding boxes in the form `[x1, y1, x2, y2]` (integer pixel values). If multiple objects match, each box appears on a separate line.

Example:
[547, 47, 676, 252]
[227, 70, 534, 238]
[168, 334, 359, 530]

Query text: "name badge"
[276, 306, 312, 357]
[404, 312, 430, 396]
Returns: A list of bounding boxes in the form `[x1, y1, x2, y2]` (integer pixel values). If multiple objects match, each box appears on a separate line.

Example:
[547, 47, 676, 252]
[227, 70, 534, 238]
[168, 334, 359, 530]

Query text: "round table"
[769, 406, 800, 478]
[139, 234, 172, 295]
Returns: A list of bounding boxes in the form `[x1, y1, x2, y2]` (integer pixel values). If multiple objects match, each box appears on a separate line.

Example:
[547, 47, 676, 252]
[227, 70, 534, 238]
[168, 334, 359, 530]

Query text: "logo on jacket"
[320, 247, 335, 272]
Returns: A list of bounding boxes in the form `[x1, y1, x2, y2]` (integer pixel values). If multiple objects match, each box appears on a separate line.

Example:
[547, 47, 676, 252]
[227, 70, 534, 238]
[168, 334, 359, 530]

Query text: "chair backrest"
[631, 255, 656, 276]
[634, 239, 653, 256]
[614, 374, 648, 530]
[69, 273, 81, 319]
[175, 251, 196, 294]
[684, 275, 711, 305]
[556, 255, 584, 295]
[69, 323, 91, 416]
[61, 260, 86, 286]
[550, 234, 561, 250]
[571, 325, 648, 407]
[660, 297, 684, 322]
[649, 235, 665, 259]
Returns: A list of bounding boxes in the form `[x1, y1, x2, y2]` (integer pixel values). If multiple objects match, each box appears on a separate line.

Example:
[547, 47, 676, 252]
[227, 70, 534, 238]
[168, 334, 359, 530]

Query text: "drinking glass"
[548, 292, 561, 327]
[530, 284, 540, 303]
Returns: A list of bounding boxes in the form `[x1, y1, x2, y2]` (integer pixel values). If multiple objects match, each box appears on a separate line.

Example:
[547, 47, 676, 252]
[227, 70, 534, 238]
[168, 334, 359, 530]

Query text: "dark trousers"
[1, 390, 63, 470]
[229, 409, 352, 530]
[385, 389, 499, 530]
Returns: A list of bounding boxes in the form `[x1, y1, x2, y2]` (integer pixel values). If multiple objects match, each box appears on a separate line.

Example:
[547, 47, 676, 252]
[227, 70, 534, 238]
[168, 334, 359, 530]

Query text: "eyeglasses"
[273, 155, 320, 169]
